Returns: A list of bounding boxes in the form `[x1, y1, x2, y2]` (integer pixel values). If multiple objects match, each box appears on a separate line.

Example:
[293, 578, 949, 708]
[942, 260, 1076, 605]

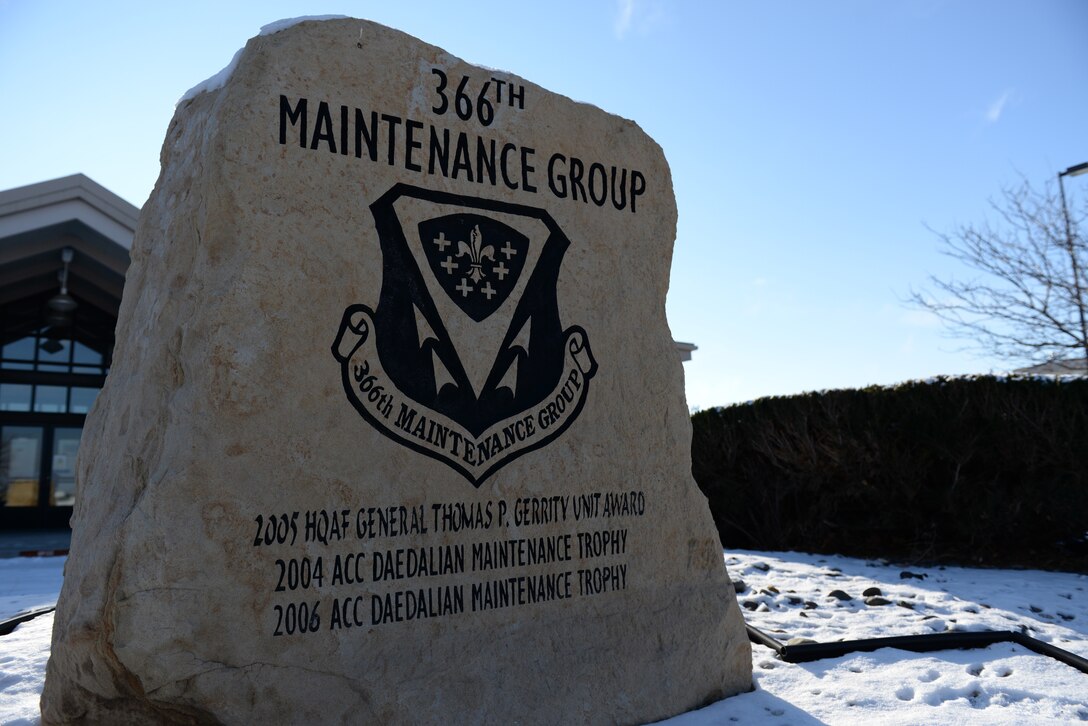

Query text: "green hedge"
[691, 376, 1088, 571]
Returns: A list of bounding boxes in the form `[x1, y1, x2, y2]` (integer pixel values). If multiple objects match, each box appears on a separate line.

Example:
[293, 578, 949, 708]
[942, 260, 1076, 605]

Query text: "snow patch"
[177, 47, 244, 106]
[258, 15, 349, 37]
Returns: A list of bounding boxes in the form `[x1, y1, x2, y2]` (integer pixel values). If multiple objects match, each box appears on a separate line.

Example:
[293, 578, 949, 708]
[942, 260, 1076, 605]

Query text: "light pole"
[1058, 162, 1088, 367]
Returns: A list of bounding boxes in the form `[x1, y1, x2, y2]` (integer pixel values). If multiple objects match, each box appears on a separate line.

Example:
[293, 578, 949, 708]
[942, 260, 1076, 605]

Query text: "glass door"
[1, 425, 44, 507]
[51, 427, 82, 507]
[0, 424, 84, 527]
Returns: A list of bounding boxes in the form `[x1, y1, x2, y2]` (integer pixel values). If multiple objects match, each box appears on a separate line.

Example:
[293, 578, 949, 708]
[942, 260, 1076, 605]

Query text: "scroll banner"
[333, 305, 596, 486]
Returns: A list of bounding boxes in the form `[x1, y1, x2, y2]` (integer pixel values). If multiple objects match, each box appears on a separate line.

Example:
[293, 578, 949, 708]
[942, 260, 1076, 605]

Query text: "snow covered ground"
[1, 551, 1085, 725]
[675, 551, 1088, 724]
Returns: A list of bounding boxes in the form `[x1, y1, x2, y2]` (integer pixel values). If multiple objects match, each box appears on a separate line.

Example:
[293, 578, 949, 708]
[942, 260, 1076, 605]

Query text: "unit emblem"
[333, 184, 596, 485]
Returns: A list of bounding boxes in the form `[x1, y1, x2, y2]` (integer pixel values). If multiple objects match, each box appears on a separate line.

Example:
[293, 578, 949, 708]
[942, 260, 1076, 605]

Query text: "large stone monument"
[43, 17, 751, 724]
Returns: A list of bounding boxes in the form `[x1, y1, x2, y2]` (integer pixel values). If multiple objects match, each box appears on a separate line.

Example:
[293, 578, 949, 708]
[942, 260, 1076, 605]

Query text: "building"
[1012, 358, 1088, 377]
[0, 175, 135, 529]
[675, 341, 697, 362]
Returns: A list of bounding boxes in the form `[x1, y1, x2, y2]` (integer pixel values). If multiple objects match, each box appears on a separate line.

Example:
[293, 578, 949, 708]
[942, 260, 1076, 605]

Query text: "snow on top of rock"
[257, 15, 349, 36]
[177, 16, 349, 105]
[177, 47, 244, 106]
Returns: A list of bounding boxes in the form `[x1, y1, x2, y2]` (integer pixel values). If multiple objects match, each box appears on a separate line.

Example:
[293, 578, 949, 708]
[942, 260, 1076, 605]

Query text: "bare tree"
[908, 175, 1088, 369]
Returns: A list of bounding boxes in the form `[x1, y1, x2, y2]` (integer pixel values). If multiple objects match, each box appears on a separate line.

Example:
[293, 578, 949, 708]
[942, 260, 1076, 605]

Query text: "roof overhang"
[674, 340, 697, 362]
[0, 174, 137, 315]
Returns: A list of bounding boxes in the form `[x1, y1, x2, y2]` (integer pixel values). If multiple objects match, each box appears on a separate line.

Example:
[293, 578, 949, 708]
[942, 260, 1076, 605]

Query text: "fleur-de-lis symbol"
[457, 224, 495, 283]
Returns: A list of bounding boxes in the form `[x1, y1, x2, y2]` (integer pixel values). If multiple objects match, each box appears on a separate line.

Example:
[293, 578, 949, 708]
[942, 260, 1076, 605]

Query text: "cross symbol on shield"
[419, 214, 529, 322]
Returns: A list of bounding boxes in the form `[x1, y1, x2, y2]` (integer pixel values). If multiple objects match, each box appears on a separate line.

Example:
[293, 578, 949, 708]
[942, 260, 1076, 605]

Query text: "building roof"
[675, 341, 697, 362]
[0, 174, 136, 316]
[1012, 358, 1087, 376]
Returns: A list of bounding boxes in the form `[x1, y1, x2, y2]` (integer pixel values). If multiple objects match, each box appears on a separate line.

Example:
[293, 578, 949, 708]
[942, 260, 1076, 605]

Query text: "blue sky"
[2, 1, 1086, 408]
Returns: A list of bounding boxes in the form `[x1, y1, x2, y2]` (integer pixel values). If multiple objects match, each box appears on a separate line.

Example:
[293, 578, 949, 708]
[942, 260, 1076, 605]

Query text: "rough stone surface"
[42, 18, 751, 725]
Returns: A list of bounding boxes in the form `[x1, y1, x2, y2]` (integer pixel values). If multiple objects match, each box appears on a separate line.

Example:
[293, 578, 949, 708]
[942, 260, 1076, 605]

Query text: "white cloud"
[614, 0, 635, 39]
[985, 88, 1015, 123]
[613, 0, 667, 39]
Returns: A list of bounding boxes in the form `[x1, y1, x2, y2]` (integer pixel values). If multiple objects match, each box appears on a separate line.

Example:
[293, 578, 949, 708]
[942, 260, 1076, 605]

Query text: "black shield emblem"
[333, 184, 597, 486]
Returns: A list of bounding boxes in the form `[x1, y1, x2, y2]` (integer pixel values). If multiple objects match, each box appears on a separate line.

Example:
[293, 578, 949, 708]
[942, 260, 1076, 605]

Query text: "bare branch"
[907, 177, 1088, 366]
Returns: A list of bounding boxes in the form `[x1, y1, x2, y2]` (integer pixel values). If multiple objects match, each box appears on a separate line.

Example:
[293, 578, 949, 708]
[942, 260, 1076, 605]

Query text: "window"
[33, 386, 68, 413]
[38, 339, 71, 371]
[0, 383, 32, 412]
[2, 326, 109, 418]
[1, 308, 114, 524]
[1, 288, 118, 527]
[1, 337, 34, 370]
[1, 330, 108, 376]
[69, 387, 99, 414]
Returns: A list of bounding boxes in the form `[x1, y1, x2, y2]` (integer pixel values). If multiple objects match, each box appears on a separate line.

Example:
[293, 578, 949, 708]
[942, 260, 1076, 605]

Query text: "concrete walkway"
[0, 529, 71, 558]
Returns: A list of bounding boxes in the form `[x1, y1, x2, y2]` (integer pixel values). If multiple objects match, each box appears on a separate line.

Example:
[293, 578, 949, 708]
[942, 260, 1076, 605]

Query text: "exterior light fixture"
[1059, 161, 1088, 179]
[46, 247, 78, 324]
